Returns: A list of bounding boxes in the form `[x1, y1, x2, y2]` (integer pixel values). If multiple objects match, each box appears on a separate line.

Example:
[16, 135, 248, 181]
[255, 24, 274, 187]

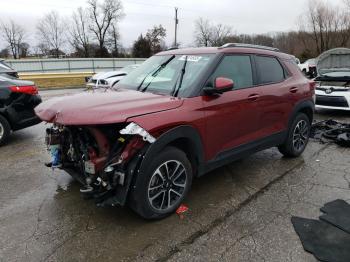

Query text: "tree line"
[1, 0, 350, 61]
[194, 0, 350, 61]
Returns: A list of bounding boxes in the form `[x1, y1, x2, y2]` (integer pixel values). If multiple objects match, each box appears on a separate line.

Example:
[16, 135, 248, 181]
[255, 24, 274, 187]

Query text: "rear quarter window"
[255, 56, 285, 84]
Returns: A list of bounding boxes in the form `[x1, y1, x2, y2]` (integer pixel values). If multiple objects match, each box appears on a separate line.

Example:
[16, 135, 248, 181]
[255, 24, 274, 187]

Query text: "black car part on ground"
[310, 119, 350, 147]
[292, 199, 350, 262]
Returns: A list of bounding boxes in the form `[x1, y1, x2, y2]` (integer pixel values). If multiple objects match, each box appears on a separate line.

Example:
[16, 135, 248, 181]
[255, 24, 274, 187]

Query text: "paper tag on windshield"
[179, 55, 202, 62]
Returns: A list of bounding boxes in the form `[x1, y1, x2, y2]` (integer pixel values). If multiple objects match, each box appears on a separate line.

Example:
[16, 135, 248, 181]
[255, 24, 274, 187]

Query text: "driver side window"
[212, 55, 253, 90]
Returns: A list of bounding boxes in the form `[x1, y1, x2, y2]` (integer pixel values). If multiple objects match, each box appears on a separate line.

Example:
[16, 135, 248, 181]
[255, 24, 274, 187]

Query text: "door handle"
[248, 94, 259, 101]
[290, 87, 298, 93]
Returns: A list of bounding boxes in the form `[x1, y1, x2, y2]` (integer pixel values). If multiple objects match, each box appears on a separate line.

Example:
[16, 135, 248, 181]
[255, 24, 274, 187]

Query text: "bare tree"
[107, 23, 120, 57]
[210, 24, 231, 46]
[0, 20, 25, 59]
[70, 7, 91, 57]
[146, 25, 167, 54]
[194, 18, 232, 47]
[19, 42, 30, 58]
[37, 11, 66, 58]
[0, 48, 10, 58]
[87, 0, 124, 57]
[300, 0, 350, 55]
[194, 18, 213, 47]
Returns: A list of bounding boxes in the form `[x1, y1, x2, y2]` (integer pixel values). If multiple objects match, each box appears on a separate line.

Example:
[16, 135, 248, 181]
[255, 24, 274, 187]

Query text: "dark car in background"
[0, 59, 18, 79]
[0, 76, 42, 145]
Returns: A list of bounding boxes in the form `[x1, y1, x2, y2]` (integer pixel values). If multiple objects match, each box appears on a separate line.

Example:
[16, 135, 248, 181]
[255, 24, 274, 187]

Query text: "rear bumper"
[12, 115, 42, 131]
[6, 94, 42, 130]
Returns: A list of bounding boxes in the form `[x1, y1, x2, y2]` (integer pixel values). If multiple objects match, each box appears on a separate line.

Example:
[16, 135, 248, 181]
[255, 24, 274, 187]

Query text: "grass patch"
[19, 73, 93, 89]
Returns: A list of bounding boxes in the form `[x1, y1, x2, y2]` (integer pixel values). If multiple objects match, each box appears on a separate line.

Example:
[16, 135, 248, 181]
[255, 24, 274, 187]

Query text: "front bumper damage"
[45, 122, 155, 207]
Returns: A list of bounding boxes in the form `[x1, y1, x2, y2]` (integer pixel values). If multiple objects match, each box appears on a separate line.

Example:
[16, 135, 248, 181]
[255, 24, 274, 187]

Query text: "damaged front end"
[45, 122, 155, 207]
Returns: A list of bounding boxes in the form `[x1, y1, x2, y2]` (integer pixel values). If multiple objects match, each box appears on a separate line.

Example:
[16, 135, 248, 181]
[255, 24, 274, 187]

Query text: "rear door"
[202, 54, 263, 160]
[253, 55, 294, 138]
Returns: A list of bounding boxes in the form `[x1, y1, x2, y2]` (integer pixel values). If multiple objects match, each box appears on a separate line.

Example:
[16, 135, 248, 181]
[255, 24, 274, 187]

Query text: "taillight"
[9, 85, 38, 95]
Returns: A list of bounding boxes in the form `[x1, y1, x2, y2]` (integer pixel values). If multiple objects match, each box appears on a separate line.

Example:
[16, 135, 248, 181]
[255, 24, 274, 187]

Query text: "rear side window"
[212, 55, 253, 89]
[255, 56, 285, 84]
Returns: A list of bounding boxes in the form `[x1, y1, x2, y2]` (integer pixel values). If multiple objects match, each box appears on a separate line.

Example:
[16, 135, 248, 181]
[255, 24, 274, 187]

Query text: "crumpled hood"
[317, 48, 350, 76]
[35, 89, 183, 125]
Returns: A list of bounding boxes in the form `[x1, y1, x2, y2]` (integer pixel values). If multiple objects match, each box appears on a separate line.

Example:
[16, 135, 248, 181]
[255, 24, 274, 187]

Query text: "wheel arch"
[139, 125, 205, 178]
[288, 99, 314, 129]
[0, 109, 12, 130]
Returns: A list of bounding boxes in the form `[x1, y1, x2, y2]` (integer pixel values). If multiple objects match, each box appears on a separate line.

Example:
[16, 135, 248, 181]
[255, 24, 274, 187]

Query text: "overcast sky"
[0, 0, 346, 51]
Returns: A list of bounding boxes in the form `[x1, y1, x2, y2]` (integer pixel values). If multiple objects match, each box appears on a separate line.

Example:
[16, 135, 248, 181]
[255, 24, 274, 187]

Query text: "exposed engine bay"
[45, 122, 155, 206]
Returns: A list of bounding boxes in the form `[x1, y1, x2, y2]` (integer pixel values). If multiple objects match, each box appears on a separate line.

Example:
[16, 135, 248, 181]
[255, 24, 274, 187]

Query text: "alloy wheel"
[0, 122, 4, 140]
[292, 120, 309, 152]
[147, 160, 187, 211]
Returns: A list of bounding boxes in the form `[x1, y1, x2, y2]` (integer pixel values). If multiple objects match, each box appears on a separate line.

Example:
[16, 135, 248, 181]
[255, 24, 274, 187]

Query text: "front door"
[202, 54, 262, 160]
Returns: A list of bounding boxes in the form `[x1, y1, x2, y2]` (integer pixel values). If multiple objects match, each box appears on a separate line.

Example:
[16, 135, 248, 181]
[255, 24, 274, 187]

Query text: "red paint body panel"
[35, 89, 183, 125]
[36, 46, 314, 164]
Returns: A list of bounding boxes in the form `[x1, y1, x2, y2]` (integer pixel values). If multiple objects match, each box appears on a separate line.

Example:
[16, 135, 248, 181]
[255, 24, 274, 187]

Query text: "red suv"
[35, 44, 315, 219]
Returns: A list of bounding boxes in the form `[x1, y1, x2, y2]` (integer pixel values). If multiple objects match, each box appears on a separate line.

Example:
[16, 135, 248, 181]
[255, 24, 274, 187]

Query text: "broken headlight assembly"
[120, 122, 156, 143]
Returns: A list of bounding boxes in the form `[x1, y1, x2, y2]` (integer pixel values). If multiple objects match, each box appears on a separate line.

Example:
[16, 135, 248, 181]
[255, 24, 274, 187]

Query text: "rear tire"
[278, 113, 310, 158]
[128, 147, 193, 219]
[0, 115, 11, 146]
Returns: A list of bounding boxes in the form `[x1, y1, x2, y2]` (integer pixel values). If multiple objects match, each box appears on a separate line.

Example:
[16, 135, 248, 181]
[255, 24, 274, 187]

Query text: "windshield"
[117, 54, 215, 97]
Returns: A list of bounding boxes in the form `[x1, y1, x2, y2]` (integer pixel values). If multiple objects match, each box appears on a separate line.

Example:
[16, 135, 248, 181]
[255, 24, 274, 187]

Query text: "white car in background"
[86, 64, 140, 89]
[315, 48, 350, 111]
[298, 58, 317, 78]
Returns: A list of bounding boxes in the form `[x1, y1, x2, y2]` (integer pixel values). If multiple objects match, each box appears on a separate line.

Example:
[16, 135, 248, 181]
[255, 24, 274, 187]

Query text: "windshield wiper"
[136, 55, 175, 92]
[171, 56, 188, 97]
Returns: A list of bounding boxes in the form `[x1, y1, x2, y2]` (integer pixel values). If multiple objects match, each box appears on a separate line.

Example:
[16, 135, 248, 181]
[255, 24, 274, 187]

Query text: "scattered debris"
[310, 120, 350, 147]
[292, 199, 350, 262]
[176, 204, 189, 219]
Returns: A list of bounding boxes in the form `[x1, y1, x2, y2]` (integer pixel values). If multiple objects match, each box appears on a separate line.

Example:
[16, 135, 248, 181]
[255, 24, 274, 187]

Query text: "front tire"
[278, 113, 310, 157]
[128, 147, 193, 219]
[0, 115, 11, 146]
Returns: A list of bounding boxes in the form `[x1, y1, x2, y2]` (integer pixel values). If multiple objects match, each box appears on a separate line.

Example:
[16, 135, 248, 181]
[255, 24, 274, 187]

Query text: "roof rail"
[219, 43, 280, 52]
[167, 47, 179, 51]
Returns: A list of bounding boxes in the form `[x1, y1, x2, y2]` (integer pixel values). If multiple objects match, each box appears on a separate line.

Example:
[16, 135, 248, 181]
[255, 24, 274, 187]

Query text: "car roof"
[157, 46, 292, 60]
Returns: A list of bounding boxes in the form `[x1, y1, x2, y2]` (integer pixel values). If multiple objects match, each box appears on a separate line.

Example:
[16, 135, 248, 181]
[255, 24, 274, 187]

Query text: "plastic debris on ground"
[310, 120, 350, 147]
[176, 204, 189, 219]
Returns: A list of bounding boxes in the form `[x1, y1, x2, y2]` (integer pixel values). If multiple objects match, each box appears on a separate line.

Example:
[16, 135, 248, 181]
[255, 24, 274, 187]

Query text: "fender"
[138, 125, 205, 177]
[287, 99, 315, 129]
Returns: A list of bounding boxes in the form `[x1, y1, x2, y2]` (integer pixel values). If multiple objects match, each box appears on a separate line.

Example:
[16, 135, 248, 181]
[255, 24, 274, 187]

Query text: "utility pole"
[174, 7, 178, 47]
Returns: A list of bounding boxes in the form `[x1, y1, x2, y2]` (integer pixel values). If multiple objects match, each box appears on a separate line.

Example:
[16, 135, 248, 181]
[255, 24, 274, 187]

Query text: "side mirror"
[203, 77, 234, 95]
